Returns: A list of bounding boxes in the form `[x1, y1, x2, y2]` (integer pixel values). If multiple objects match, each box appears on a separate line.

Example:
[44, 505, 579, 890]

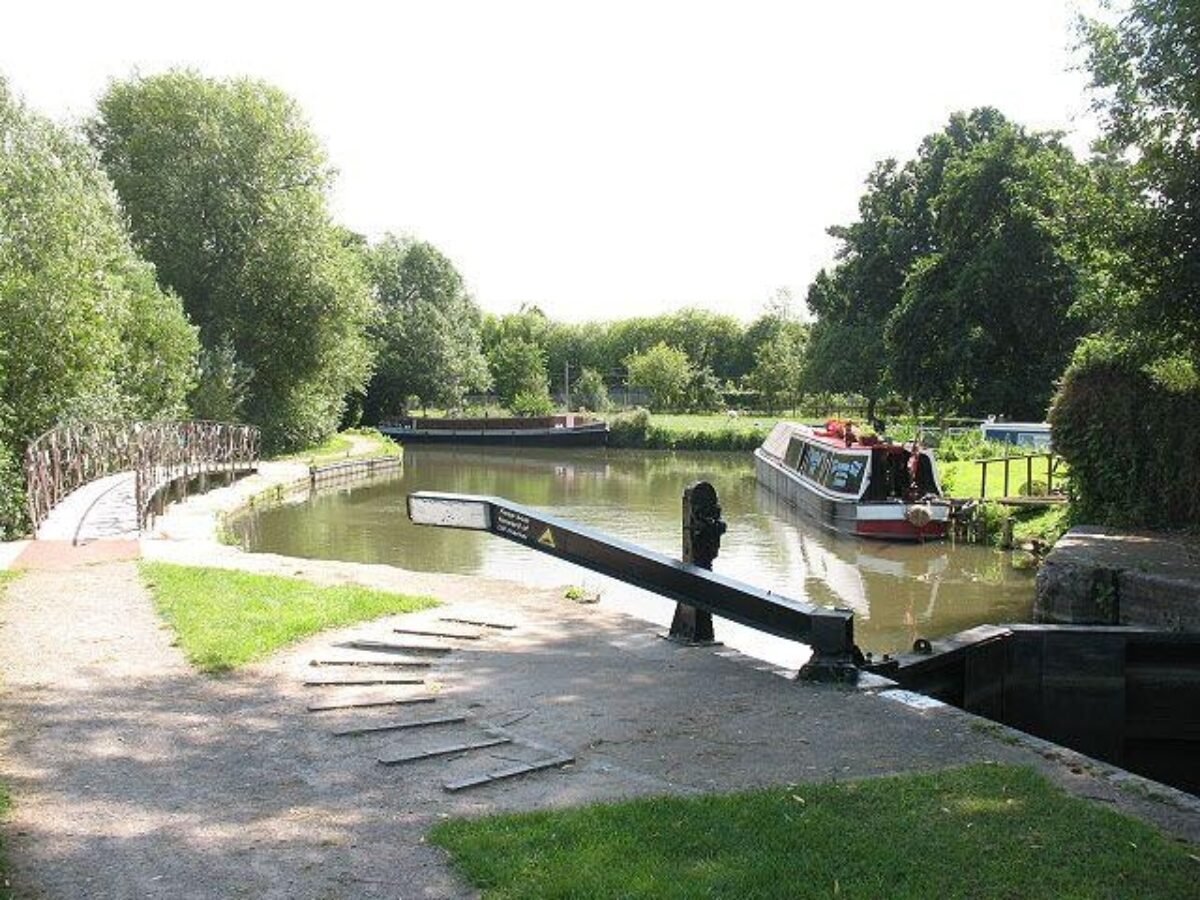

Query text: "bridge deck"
[35, 471, 138, 544]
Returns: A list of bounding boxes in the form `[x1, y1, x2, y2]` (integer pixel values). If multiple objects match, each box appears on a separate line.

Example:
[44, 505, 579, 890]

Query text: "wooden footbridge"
[23, 420, 259, 543]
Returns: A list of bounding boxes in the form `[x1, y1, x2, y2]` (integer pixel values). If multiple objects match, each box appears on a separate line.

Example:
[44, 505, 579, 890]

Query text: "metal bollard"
[667, 481, 727, 645]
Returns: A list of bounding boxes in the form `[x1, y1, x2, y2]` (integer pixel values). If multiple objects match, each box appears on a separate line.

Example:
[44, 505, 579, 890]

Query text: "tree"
[886, 124, 1091, 419]
[625, 343, 692, 411]
[362, 236, 490, 418]
[0, 76, 198, 536]
[572, 367, 610, 411]
[749, 325, 807, 413]
[89, 71, 373, 451]
[1043, 0, 1200, 529]
[1078, 0, 1200, 361]
[489, 337, 550, 407]
[804, 109, 1012, 418]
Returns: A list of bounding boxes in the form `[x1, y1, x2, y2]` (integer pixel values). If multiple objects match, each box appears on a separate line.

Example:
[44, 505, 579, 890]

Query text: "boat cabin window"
[784, 436, 805, 470]
[827, 456, 867, 494]
[794, 443, 867, 495]
[802, 445, 828, 482]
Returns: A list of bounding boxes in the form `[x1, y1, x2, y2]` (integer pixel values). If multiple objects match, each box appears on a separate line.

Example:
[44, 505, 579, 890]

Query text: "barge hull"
[380, 424, 609, 448]
[755, 451, 946, 541]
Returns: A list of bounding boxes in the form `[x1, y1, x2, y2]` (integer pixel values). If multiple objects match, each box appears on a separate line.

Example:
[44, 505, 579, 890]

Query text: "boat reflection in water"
[229, 446, 1034, 668]
[754, 485, 1032, 656]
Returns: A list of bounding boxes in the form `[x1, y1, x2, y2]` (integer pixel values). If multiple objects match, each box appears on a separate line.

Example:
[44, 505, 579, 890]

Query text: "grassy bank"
[140, 562, 436, 672]
[431, 764, 1197, 899]
[606, 410, 788, 451]
[270, 427, 400, 466]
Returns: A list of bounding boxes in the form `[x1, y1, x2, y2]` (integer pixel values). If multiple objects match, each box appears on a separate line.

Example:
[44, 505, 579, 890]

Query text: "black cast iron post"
[667, 481, 725, 644]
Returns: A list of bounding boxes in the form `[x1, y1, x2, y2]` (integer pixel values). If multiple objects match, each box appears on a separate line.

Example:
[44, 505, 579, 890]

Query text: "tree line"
[1, 0, 1195, 534]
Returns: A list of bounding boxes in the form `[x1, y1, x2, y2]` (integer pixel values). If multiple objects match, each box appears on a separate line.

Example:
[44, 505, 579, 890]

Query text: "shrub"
[1049, 338, 1200, 529]
[608, 408, 651, 448]
[509, 390, 555, 418]
[572, 368, 610, 412]
[0, 449, 28, 540]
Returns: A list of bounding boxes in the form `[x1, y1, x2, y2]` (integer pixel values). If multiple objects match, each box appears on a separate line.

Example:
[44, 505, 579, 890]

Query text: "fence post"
[979, 460, 988, 500]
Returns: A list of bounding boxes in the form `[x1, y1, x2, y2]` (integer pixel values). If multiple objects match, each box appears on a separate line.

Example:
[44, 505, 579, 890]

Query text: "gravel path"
[0, 561, 483, 899]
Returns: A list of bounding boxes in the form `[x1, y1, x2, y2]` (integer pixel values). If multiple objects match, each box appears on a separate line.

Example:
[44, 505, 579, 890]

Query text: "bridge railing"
[23, 420, 260, 532]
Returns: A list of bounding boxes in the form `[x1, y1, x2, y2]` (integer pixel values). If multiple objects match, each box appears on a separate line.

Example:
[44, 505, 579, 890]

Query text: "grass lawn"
[644, 413, 791, 434]
[140, 562, 436, 673]
[269, 427, 400, 466]
[431, 764, 1198, 900]
[939, 455, 1063, 500]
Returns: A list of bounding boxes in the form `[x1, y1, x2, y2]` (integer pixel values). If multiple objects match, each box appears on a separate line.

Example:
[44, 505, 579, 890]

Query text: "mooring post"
[667, 481, 726, 645]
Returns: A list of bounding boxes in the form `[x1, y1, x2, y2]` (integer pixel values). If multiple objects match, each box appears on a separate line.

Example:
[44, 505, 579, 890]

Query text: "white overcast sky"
[3, 1, 1102, 322]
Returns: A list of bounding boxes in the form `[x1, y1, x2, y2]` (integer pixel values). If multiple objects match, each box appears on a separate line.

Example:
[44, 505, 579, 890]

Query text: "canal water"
[230, 447, 1034, 669]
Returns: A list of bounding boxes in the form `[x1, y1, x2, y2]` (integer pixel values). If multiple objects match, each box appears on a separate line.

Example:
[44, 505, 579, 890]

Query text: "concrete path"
[34, 471, 138, 544]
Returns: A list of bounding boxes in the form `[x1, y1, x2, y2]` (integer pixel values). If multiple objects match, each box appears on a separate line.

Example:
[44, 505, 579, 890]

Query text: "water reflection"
[230, 446, 1033, 664]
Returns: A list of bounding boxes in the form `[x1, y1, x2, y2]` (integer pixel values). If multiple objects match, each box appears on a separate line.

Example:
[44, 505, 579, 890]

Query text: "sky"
[2, 1, 1102, 322]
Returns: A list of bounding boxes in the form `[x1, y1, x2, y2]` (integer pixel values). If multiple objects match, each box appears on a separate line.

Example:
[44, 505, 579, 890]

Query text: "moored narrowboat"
[379, 414, 609, 447]
[755, 420, 949, 540]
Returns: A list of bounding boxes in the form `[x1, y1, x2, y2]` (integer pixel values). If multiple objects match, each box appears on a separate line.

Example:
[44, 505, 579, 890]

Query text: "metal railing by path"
[23, 420, 260, 532]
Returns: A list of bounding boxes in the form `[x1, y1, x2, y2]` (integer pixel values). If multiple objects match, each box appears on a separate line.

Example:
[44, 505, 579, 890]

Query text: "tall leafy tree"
[887, 125, 1090, 418]
[804, 109, 1012, 419]
[362, 235, 490, 419]
[0, 76, 197, 535]
[625, 343, 693, 411]
[89, 71, 373, 450]
[489, 336, 550, 407]
[1078, 0, 1200, 360]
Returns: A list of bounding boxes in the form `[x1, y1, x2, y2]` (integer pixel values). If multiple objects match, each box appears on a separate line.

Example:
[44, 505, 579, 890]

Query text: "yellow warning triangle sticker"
[537, 527, 556, 549]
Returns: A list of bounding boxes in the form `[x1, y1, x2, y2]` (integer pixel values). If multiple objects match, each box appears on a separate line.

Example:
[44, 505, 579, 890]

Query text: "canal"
[229, 446, 1034, 669]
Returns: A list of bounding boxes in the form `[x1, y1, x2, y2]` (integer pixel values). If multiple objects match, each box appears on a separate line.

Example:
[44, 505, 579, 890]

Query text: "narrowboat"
[754, 420, 949, 540]
[379, 414, 609, 447]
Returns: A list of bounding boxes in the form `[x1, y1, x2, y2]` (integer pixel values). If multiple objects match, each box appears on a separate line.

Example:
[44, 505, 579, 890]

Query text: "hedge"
[1049, 341, 1200, 529]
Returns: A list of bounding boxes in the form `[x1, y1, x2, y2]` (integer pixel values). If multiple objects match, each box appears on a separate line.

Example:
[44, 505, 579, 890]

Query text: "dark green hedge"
[1049, 343, 1200, 529]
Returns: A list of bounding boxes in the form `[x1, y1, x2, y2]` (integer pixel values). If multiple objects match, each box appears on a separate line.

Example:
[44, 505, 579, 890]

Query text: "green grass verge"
[140, 562, 436, 673]
[640, 413, 791, 434]
[939, 456, 1063, 500]
[430, 764, 1198, 899]
[269, 427, 401, 466]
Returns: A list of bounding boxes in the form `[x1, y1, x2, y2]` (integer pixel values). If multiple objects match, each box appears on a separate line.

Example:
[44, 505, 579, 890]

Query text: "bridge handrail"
[23, 420, 260, 531]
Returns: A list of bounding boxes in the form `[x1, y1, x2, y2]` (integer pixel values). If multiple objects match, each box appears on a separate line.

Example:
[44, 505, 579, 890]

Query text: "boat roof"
[762, 421, 926, 458]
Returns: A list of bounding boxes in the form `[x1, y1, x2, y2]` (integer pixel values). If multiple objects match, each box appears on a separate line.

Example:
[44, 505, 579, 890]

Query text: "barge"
[755, 420, 950, 540]
[379, 414, 609, 447]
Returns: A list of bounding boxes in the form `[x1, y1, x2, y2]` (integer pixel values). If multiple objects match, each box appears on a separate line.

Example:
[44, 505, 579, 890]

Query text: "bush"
[0, 449, 28, 540]
[1049, 339, 1200, 529]
[509, 390, 555, 418]
[572, 368, 610, 412]
[608, 408, 651, 448]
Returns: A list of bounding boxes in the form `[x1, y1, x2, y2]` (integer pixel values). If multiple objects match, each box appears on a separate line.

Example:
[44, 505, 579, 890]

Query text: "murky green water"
[230, 446, 1033, 667]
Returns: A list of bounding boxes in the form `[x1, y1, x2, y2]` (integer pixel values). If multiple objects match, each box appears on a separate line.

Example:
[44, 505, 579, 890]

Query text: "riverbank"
[0, 443, 1195, 896]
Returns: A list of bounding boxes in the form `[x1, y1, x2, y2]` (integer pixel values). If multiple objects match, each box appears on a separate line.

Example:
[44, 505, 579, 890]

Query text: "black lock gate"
[407, 482, 862, 680]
